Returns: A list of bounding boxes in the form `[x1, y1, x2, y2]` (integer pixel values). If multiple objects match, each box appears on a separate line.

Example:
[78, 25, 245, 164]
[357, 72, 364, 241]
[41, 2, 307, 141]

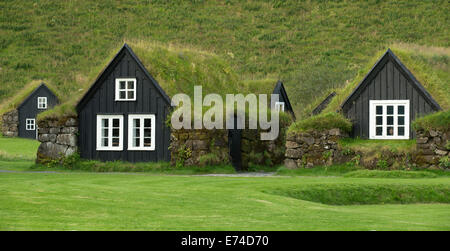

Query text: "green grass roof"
[38, 41, 279, 120]
[310, 44, 449, 115]
[0, 80, 60, 115]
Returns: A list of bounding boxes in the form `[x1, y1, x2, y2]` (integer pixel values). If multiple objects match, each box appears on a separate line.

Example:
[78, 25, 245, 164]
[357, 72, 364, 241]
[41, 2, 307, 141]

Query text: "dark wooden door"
[228, 116, 242, 171]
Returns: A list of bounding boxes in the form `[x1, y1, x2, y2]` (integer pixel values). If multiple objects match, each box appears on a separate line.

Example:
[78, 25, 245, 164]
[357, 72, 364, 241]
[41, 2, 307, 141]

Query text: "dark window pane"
[376, 127, 382, 136]
[103, 129, 108, 137]
[112, 138, 119, 146]
[387, 106, 393, 115]
[387, 116, 393, 125]
[376, 106, 383, 115]
[113, 119, 119, 127]
[376, 116, 383, 125]
[144, 129, 151, 137]
[128, 81, 134, 89]
[128, 91, 134, 99]
[103, 138, 108, 147]
[398, 116, 404, 125]
[120, 91, 126, 99]
[144, 138, 151, 146]
[113, 129, 120, 137]
[398, 127, 405, 136]
[387, 127, 394, 136]
[144, 118, 151, 127]
[102, 119, 108, 128]
[134, 138, 140, 147]
[134, 128, 140, 137]
[120, 81, 126, 89]
[134, 119, 140, 128]
[398, 105, 404, 115]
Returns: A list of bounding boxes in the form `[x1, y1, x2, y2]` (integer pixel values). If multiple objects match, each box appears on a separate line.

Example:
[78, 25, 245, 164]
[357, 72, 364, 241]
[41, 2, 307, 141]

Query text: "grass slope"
[0, 136, 40, 161]
[1, 0, 448, 118]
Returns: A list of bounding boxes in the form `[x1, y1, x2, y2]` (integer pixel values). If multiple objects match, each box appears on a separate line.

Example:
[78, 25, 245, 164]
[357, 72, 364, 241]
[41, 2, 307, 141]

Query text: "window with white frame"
[96, 115, 123, 151]
[37, 97, 47, 109]
[128, 114, 155, 151]
[275, 101, 285, 112]
[369, 100, 410, 139]
[26, 119, 35, 130]
[115, 78, 136, 101]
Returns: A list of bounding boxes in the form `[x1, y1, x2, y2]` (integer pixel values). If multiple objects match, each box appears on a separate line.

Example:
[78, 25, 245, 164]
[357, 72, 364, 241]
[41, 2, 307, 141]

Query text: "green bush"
[288, 112, 352, 134]
[412, 110, 450, 132]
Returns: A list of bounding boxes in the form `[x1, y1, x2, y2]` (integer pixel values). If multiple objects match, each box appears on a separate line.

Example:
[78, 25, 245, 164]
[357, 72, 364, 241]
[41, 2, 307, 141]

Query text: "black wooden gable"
[273, 81, 295, 119]
[17, 83, 58, 110]
[312, 91, 336, 115]
[76, 43, 171, 112]
[341, 49, 441, 112]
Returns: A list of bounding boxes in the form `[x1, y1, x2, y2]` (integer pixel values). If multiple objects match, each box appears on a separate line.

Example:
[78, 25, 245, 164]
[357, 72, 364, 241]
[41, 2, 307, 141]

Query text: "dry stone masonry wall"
[1, 110, 19, 137]
[36, 116, 78, 163]
[415, 129, 449, 167]
[284, 129, 349, 169]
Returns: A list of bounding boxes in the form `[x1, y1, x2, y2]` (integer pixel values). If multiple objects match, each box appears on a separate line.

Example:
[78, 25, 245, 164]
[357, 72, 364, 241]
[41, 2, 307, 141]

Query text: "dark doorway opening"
[228, 115, 242, 171]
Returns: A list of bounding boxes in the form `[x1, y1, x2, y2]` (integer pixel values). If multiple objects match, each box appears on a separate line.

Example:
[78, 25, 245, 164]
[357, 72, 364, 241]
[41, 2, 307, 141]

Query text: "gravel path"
[0, 169, 277, 177]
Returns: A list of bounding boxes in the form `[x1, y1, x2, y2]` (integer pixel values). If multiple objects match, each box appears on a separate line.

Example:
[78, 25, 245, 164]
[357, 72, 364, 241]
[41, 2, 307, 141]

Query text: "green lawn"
[0, 137, 449, 230]
[0, 159, 449, 230]
[0, 136, 40, 161]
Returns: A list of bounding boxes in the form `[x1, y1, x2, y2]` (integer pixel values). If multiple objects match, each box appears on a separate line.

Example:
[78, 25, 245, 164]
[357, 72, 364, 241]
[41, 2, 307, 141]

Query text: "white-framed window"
[96, 115, 124, 151]
[369, 100, 410, 139]
[115, 78, 136, 101]
[37, 97, 47, 109]
[26, 119, 35, 131]
[275, 101, 285, 112]
[128, 114, 156, 151]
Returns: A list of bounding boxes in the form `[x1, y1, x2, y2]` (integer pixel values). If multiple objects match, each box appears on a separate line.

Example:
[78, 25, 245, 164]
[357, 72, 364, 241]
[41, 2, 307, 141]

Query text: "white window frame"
[37, 97, 47, 109]
[26, 119, 35, 131]
[275, 101, 285, 112]
[128, 114, 156, 151]
[369, 100, 410, 140]
[115, 78, 137, 101]
[96, 115, 124, 151]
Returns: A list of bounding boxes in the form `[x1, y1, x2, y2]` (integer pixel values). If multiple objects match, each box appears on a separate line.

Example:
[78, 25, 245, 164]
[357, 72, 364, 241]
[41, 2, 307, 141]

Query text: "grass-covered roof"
[0, 80, 60, 115]
[38, 41, 280, 120]
[308, 43, 450, 115]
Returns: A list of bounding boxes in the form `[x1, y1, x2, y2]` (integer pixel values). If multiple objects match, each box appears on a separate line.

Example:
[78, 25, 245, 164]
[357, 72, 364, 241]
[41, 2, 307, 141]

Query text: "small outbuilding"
[1, 83, 58, 139]
[272, 81, 296, 120]
[341, 49, 441, 139]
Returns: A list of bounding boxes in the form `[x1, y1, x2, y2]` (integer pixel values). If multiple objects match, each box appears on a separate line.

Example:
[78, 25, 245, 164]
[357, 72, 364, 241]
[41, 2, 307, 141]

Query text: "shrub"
[439, 156, 450, 169]
[288, 112, 352, 134]
[412, 110, 450, 132]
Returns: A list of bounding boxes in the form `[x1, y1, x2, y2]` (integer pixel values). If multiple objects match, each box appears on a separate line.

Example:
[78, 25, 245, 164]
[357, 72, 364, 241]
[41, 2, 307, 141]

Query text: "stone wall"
[414, 129, 449, 168]
[284, 129, 350, 169]
[1, 110, 19, 137]
[36, 116, 78, 163]
[170, 127, 288, 168]
[170, 128, 229, 166]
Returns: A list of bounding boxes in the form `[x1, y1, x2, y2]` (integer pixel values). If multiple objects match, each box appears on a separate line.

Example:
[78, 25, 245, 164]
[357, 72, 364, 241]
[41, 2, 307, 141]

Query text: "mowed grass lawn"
[0, 137, 449, 230]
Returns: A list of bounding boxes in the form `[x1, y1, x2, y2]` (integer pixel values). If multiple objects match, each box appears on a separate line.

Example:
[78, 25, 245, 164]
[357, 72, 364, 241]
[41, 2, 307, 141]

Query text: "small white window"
[128, 114, 156, 151]
[115, 78, 136, 101]
[96, 115, 124, 151]
[26, 119, 35, 130]
[369, 100, 410, 139]
[37, 97, 47, 109]
[275, 101, 285, 112]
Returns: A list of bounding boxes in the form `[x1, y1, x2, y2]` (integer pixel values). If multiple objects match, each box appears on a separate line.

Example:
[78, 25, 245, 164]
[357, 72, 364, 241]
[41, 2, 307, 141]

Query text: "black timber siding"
[342, 56, 439, 139]
[18, 85, 58, 139]
[78, 49, 171, 162]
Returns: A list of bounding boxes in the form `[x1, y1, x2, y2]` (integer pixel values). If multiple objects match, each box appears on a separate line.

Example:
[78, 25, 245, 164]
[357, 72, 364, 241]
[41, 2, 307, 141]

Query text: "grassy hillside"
[0, 0, 449, 118]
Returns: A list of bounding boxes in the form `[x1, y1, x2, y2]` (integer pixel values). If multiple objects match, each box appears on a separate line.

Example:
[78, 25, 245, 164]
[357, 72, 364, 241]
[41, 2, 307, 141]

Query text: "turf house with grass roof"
[38, 43, 295, 169]
[76, 44, 172, 162]
[1, 83, 59, 139]
[340, 49, 442, 139]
